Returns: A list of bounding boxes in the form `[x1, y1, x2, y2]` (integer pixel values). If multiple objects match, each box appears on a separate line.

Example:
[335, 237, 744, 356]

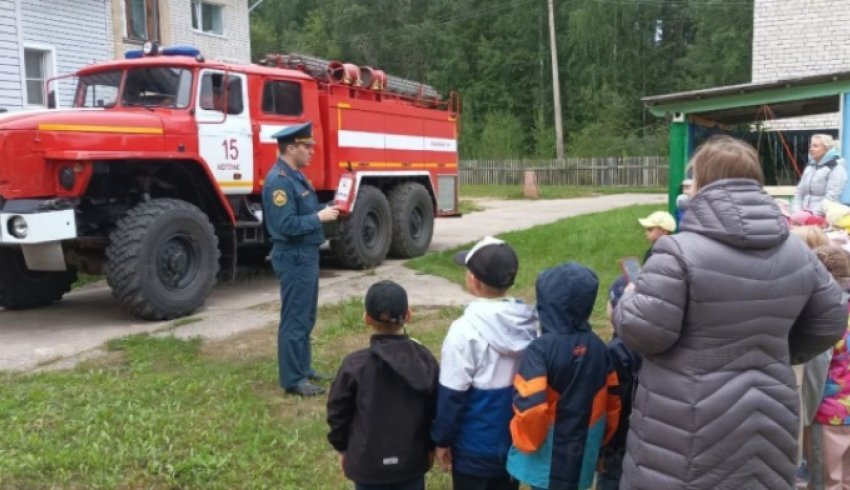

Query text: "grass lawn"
[0, 299, 459, 489]
[460, 183, 665, 200]
[0, 203, 663, 489]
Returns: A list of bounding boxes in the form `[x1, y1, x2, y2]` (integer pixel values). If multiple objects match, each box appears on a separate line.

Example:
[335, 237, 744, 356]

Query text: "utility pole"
[547, 0, 564, 160]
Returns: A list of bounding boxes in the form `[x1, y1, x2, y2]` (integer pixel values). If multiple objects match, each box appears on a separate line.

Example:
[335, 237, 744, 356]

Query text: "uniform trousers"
[272, 243, 320, 389]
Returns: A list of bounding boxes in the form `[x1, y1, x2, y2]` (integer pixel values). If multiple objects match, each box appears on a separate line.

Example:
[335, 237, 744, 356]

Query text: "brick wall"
[166, 0, 250, 63]
[753, 0, 850, 129]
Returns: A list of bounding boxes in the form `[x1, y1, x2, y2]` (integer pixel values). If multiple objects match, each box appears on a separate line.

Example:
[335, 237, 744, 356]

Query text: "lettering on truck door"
[195, 70, 254, 195]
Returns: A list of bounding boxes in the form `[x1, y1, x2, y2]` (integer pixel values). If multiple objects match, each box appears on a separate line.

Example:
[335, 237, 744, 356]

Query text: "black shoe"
[285, 381, 326, 397]
[308, 371, 332, 382]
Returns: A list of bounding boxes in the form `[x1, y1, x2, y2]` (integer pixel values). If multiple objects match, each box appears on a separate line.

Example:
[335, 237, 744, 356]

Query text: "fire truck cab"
[0, 44, 460, 320]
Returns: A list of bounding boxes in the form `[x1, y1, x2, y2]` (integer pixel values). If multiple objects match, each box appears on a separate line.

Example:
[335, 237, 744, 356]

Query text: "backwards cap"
[453, 236, 518, 289]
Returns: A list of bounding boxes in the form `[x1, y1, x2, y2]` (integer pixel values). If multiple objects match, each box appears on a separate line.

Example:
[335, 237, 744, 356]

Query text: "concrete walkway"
[0, 193, 665, 371]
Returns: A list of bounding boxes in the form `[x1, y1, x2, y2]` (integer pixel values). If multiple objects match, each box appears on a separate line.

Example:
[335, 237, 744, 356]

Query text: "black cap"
[365, 280, 409, 324]
[453, 236, 518, 289]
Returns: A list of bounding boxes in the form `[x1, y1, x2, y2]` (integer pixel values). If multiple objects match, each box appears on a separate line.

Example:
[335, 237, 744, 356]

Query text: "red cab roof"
[76, 55, 314, 81]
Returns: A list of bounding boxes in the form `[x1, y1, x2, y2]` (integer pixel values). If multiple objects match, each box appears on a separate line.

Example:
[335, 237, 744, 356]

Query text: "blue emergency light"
[125, 42, 202, 60]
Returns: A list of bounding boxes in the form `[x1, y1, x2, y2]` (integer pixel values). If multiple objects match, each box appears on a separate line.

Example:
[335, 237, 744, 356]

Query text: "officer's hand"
[318, 206, 340, 222]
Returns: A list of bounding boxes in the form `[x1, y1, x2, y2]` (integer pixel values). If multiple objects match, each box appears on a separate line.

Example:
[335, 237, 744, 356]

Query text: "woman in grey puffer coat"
[791, 133, 847, 220]
[615, 136, 848, 490]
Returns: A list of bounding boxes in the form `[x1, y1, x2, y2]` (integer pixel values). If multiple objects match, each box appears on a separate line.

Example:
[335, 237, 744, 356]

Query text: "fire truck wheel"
[0, 247, 77, 309]
[388, 182, 435, 258]
[331, 185, 392, 269]
[106, 199, 220, 321]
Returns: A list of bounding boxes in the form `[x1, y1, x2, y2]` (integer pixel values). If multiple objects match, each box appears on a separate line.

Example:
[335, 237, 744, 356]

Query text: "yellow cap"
[638, 211, 676, 232]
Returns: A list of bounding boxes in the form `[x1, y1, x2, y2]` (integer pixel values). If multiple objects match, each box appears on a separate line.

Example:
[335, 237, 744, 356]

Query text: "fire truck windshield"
[75, 70, 121, 108]
[74, 67, 193, 109]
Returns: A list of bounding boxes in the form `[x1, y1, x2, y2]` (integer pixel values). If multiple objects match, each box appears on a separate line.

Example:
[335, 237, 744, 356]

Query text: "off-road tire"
[106, 199, 220, 321]
[0, 246, 76, 309]
[387, 182, 435, 258]
[331, 185, 392, 269]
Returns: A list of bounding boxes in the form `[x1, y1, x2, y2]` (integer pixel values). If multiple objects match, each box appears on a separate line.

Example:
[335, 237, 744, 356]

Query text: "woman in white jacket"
[791, 134, 848, 224]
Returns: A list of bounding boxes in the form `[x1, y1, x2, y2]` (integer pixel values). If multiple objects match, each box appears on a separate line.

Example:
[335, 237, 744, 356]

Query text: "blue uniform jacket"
[262, 160, 324, 247]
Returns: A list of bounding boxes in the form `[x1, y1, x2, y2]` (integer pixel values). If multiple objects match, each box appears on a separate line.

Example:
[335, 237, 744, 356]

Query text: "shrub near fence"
[460, 157, 669, 187]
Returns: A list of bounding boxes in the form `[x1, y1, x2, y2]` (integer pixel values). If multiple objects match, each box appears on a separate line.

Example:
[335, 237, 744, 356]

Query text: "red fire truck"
[0, 44, 460, 320]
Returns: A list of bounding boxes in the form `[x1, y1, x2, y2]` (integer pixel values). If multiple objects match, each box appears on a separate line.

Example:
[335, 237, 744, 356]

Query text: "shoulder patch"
[273, 189, 288, 207]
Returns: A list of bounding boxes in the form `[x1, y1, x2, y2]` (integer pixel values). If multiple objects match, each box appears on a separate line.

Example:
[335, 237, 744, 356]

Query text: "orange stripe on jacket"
[511, 403, 550, 453]
[511, 373, 558, 453]
[515, 374, 547, 398]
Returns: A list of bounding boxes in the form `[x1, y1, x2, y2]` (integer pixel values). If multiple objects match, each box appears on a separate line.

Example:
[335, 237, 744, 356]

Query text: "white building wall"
[166, 0, 250, 63]
[752, 0, 850, 129]
[0, 0, 22, 110]
[20, 0, 113, 107]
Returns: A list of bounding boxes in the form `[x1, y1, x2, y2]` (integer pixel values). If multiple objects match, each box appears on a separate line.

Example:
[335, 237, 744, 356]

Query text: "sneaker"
[285, 381, 326, 397]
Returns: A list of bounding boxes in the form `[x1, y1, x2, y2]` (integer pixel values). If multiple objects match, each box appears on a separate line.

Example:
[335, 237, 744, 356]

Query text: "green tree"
[472, 111, 525, 159]
[247, 0, 754, 159]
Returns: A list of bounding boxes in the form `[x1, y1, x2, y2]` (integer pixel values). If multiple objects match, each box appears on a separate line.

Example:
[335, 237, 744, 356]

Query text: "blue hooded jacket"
[507, 263, 620, 490]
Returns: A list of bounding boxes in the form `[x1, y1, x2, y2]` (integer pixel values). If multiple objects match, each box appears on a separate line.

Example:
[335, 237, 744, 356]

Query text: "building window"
[191, 1, 224, 36]
[24, 48, 52, 107]
[262, 81, 303, 116]
[125, 0, 159, 42]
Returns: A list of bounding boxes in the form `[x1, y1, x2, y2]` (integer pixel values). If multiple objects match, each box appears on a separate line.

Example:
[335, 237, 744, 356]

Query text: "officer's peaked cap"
[272, 121, 314, 145]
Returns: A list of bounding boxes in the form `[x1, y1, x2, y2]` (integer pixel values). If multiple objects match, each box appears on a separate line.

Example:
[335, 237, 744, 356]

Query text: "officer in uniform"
[262, 121, 339, 396]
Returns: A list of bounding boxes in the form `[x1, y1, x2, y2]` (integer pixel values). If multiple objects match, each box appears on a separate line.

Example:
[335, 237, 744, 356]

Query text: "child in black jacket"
[327, 280, 439, 490]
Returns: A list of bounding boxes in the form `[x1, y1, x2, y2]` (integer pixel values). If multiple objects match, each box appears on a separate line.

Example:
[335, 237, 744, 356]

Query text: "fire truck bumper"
[0, 209, 77, 244]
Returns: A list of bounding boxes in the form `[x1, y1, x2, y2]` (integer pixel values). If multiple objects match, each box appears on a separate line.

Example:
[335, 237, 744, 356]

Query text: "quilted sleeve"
[823, 163, 848, 213]
[615, 237, 688, 356]
[789, 257, 848, 364]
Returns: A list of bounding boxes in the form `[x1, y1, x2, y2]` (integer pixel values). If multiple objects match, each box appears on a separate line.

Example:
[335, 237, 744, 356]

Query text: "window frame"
[198, 71, 244, 116]
[261, 80, 304, 118]
[191, 0, 225, 37]
[22, 45, 56, 108]
[124, 0, 160, 43]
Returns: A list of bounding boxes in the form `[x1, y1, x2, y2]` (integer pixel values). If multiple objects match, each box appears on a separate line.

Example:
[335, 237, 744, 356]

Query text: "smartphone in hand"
[619, 256, 642, 284]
